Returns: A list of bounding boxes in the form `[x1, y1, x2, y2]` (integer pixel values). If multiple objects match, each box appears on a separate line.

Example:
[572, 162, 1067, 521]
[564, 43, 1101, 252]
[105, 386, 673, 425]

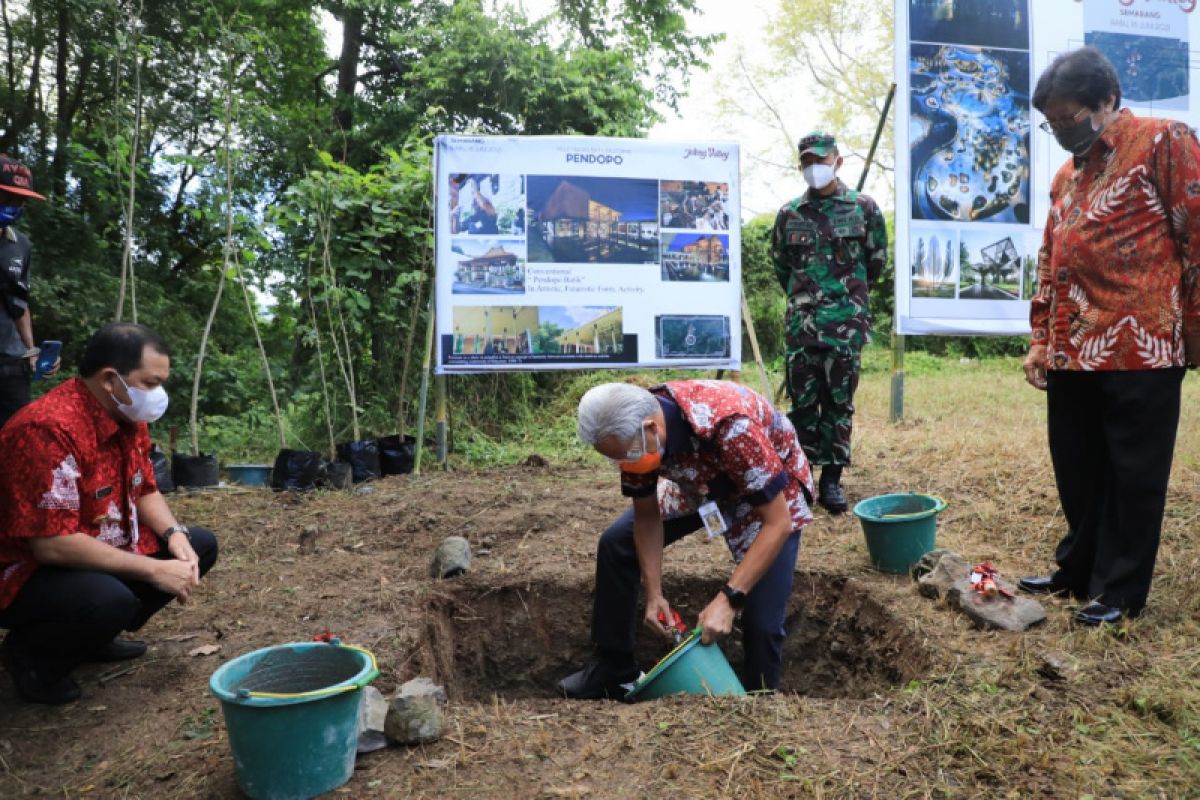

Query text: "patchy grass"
[1, 361, 1197, 798]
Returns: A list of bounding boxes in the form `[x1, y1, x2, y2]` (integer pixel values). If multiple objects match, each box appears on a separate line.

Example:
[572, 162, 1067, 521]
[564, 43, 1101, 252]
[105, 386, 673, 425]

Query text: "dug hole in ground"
[1, 365, 1198, 798]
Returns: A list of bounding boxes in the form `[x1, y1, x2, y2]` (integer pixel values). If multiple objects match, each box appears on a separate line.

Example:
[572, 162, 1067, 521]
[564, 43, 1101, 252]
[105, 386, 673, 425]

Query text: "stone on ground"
[947, 578, 1046, 631]
[431, 536, 472, 579]
[357, 686, 389, 753]
[385, 677, 448, 745]
[912, 550, 1046, 631]
[916, 551, 971, 599]
[910, 548, 953, 582]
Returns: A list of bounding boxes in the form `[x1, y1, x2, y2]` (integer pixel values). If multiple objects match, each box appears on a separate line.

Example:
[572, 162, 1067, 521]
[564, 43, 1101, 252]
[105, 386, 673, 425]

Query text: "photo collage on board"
[447, 172, 733, 362]
[1083, 2, 1190, 112]
[447, 173, 627, 361]
[908, 0, 1037, 302]
[655, 180, 733, 359]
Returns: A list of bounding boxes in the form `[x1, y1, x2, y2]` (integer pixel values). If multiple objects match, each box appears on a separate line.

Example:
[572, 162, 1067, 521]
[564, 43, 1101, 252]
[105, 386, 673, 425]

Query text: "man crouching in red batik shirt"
[0, 323, 218, 704]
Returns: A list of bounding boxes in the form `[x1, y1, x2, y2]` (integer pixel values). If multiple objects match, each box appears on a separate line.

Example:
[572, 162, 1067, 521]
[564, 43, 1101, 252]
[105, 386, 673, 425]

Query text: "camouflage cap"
[797, 130, 837, 158]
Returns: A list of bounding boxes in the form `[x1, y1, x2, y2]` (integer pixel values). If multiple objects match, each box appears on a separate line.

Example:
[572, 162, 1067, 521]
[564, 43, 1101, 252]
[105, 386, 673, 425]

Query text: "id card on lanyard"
[129, 468, 144, 546]
[699, 500, 727, 539]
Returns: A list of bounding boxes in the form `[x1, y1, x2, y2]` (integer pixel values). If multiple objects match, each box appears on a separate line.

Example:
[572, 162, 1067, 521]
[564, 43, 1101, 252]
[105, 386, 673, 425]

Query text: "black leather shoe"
[87, 638, 147, 663]
[1, 640, 81, 705]
[557, 659, 639, 700]
[1017, 575, 1073, 596]
[1073, 601, 1125, 627]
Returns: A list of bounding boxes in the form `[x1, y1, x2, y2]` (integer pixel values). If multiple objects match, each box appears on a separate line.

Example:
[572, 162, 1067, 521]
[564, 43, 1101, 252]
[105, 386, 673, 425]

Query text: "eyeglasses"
[1039, 107, 1089, 134]
[604, 426, 652, 465]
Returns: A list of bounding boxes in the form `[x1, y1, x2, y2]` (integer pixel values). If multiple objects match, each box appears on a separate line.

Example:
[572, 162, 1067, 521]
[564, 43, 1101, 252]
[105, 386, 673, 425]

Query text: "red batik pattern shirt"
[1031, 109, 1200, 370]
[620, 380, 814, 562]
[0, 378, 160, 609]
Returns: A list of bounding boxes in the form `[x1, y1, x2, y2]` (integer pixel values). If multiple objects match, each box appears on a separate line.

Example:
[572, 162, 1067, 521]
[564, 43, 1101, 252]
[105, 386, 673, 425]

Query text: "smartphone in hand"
[33, 340, 61, 380]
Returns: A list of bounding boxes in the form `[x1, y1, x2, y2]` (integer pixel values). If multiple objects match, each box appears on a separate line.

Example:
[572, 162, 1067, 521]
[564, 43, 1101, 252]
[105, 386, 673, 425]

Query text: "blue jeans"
[591, 506, 800, 691]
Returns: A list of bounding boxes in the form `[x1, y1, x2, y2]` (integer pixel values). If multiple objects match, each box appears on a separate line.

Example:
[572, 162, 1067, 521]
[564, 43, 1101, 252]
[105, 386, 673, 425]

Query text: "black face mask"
[1053, 113, 1104, 156]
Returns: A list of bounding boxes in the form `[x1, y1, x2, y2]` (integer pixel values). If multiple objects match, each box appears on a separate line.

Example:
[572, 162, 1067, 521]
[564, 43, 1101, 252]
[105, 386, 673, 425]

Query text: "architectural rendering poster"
[434, 136, 741, 372]
[894, 0, 1200, 336]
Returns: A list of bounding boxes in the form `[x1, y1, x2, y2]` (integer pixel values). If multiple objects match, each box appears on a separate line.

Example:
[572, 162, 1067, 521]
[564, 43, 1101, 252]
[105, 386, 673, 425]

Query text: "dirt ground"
[2, 368, 1199, 798]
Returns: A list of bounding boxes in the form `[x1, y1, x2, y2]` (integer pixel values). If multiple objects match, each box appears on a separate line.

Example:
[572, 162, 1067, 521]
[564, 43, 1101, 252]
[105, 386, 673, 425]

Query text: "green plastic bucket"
[852, 493, 947, 574]
[209, 641, 380, 800]
[625, 629, 746, 701]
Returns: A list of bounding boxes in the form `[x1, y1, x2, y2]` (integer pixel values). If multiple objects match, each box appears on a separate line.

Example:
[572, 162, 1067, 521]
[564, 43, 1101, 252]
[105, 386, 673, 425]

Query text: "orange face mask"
[614, 427, 662, 474]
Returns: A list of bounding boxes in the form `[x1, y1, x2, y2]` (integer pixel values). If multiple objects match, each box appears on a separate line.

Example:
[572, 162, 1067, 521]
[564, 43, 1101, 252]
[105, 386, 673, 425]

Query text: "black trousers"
[592, 506, 800, 691]
[0, 528, 218, 678]
[0, 362, 31, 430]
[1045, 369, 1183, 611]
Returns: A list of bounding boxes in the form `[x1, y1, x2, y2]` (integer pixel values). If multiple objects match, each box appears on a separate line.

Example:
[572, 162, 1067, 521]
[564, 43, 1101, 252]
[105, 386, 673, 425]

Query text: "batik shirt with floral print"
[0, 378, 160, 609]
[1031, 109, 1200, 370]
[619, 380, 814, 562]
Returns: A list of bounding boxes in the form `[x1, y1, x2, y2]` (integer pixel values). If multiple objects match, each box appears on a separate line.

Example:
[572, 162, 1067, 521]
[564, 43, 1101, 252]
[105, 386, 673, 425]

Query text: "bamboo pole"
[435, 374, 447, 469]
[739, 291, 773, 400]
[307, 279, 337, 459]
[315, 207, 360, 441]
[190, 273, 225, 455]
[857, 82, 904, 424]
[189, 45, 235, 456]
[412, 291, 436, 475]
[115, 1, 143, 322]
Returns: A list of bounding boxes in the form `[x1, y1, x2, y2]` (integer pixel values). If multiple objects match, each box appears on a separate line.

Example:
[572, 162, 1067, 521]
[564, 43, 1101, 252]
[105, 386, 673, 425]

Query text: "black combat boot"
[817, 464, 848, 514]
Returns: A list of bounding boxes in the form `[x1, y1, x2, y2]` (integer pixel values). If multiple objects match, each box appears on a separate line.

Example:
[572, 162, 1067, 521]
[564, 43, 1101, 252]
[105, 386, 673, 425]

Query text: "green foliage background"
[4, 0, 716, 461]
[3, 0, 1022, 466]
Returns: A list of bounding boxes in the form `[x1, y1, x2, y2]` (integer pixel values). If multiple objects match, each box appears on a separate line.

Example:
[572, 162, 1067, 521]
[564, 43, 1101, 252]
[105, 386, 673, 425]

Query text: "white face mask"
[112, 373, 169, 423]
[803, 163, 836, 189]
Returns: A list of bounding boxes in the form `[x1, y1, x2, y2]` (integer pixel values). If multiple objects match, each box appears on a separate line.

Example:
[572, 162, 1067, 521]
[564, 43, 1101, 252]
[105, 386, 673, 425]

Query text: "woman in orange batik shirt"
[1019, 47, 1200, 626]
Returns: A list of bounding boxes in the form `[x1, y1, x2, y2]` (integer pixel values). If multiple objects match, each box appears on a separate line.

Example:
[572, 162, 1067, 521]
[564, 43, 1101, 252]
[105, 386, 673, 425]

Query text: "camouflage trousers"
[785, 347, 861, 466]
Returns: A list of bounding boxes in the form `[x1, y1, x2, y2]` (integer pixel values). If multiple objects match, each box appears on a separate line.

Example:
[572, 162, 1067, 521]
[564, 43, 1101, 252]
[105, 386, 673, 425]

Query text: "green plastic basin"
[209, 642, 379, 799]
[852, 493, 947, 574]
[625, 629, 745, 701]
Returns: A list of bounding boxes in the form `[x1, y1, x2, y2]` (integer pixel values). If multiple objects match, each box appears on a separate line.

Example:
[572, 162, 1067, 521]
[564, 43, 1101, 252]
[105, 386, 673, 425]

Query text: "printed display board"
[894, 0, 1200, 336]
[433, 136, 741, 373]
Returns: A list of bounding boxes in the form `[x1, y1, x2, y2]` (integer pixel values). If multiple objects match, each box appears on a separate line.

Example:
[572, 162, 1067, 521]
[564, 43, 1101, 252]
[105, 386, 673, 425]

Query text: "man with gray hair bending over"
[558, 379, 814, 699]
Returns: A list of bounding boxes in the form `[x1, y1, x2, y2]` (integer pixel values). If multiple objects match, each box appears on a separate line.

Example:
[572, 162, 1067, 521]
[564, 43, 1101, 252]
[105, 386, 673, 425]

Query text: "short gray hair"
[577, 383, 658, 446]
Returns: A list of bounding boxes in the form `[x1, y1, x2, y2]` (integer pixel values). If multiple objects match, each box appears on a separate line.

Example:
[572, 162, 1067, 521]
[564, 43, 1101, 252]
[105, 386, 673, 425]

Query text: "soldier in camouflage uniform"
[770, 131, 887, 513]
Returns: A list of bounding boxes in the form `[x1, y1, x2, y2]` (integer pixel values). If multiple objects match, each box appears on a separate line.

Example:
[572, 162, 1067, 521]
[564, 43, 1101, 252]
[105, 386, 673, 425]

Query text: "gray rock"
[358, 729, 387, 754]
[385, 677, 448, 745]
[297, 526, 318, 555]
[910, 548, 954, 582]
[357, 686, 389, 754]
[431, 536, 471, 579]
[947, 578, 1046, 631]
[917, 552, 972, 600]
[1036, 651, 1074, 682]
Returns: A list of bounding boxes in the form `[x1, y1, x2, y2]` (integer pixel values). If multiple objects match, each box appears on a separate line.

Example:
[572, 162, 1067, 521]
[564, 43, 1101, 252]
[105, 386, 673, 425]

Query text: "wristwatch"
[720, 584, 747, 610]
[160, 525, 191, 544]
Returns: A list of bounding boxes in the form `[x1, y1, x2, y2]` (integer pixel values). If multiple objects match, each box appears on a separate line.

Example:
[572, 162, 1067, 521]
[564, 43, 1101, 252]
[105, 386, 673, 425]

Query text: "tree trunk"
[2, 7, 44, 154]
[50, 0, 70, 197]
[1, 0, 14, 121]
[333, 7, 362, 156]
